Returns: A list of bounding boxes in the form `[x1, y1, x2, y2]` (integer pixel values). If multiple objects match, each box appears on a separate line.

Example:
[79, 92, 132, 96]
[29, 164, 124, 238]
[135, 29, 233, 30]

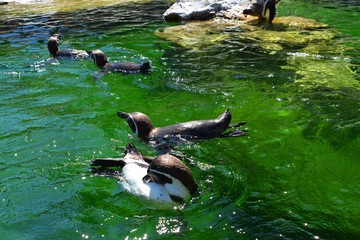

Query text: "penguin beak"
[118, 112, 138, 135]
[117, 112, 129, 119]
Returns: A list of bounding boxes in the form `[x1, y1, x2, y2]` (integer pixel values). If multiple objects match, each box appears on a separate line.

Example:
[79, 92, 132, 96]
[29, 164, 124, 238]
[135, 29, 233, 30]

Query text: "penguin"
[47, 35, 90, 59]
[88, 49, 151, 74]
[91, 143, 198, 208]
[118, 109, 246, 144]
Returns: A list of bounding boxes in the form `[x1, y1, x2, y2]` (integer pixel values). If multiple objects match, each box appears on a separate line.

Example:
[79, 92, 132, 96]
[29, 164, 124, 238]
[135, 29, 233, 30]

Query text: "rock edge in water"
[163, 0, 251, 21]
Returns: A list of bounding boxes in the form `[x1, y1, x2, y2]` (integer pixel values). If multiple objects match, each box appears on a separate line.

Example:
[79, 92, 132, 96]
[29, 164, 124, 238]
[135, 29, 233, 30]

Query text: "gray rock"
[164, 0, 249, 21]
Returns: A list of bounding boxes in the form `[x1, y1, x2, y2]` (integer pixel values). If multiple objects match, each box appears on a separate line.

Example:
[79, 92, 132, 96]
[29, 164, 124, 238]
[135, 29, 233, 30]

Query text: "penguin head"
[88, 49, 109, 67]
[118, 111, 154, 140]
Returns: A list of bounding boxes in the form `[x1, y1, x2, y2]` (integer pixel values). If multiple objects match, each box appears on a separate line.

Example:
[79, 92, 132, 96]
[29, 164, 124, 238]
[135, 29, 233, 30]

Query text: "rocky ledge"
[163, 0, 251, 21]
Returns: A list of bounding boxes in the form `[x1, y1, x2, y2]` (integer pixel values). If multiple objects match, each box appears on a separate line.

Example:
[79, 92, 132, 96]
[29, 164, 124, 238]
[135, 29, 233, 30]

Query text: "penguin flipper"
[90, 158, 126, 174]
[266, 1, 276, 23]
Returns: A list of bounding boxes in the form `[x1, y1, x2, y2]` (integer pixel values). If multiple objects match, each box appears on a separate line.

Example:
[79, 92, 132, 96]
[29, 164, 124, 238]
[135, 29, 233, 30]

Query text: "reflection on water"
[0, 1, 168, 37]
[1, 0, 150, 16]
[0, 0, 360, 239]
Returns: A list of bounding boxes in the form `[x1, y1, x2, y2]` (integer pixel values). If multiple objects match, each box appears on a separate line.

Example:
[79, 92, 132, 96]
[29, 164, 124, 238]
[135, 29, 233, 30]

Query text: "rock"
[156, 19, 238, 50]
[217, 4, 251, 20]
[156, 16, 330, 50]
[163, 0, 250, 21]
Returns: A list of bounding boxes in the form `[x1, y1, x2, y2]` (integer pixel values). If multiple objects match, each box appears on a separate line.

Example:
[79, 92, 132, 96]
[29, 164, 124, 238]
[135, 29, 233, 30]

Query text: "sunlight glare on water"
[0, 0, 359, 239]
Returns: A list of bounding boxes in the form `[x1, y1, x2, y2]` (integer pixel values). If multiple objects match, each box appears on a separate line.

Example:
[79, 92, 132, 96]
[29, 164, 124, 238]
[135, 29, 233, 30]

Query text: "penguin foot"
[222, 129, 248, 137]
[228, 121, 246, 128]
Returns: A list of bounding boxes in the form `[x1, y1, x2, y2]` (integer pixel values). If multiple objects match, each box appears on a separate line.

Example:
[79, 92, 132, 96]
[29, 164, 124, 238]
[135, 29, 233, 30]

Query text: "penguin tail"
[217, 109, 231, 121]
[125, 142, 143, 160]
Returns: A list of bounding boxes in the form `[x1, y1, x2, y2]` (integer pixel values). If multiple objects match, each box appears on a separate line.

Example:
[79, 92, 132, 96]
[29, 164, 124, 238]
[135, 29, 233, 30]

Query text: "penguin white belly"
[121, 163, 173, 206]
[164, 178, 190, 201]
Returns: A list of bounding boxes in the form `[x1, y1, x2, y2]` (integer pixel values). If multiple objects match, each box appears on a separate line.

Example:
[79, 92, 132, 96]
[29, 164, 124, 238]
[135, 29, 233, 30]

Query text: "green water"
[1, 0, 359, 239]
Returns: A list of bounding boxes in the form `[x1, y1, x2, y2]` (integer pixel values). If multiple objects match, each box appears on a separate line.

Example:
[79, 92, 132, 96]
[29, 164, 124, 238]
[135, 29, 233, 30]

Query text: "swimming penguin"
[88, 49, 151, 74]
[47, 35, 90, 59]
[243, 0, 281, 23]
[118, 109, 247, 144]
[91, 143, 198, 208]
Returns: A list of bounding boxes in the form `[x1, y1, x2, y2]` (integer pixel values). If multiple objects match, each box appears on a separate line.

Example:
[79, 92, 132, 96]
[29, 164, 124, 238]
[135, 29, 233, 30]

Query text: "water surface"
[0, 0, 359, 239]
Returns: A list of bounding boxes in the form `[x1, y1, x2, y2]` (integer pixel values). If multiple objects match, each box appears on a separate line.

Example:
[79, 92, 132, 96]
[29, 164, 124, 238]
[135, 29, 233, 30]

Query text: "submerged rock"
[156, 19, 239, 50]
[156, 16, 360, 90]
[156, 16, 329, 50]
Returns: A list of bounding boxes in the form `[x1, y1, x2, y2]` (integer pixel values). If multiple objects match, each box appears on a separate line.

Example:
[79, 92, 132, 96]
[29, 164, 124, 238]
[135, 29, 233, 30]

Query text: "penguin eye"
[142, 174, 152, 183]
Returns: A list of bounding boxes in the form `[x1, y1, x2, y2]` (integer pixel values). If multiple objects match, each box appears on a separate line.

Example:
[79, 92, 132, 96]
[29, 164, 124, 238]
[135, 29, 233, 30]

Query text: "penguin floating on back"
[91, 143, 198, 209]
